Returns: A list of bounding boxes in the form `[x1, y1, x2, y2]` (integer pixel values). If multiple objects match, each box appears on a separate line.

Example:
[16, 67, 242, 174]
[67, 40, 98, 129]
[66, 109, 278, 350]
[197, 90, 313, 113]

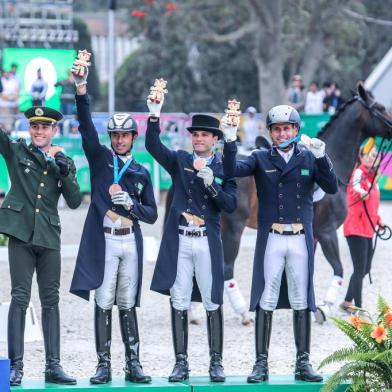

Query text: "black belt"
[104, 226, 133, 236]
[269, 229, 304, 235]
[179, 229, 207, 237]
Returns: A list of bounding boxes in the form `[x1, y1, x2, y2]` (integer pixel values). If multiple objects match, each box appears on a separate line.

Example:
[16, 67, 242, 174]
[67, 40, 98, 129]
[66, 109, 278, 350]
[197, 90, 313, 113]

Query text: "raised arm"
[145, 118, 177, 174]
[220, 113, 256, 178]
[235, 153, 258, 177]
[72, 59, 103, 159]
[144, 85, 177, 174]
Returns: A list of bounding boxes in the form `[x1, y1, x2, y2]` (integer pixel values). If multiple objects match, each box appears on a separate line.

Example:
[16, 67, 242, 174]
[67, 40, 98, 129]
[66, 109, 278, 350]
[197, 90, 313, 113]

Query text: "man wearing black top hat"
[0, 106, 82, 386]
[145, 91, 237, 383]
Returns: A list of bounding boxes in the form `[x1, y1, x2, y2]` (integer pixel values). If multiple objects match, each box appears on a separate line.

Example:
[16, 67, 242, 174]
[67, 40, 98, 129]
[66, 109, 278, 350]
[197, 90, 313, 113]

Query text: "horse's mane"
[317, 96, 358, 137]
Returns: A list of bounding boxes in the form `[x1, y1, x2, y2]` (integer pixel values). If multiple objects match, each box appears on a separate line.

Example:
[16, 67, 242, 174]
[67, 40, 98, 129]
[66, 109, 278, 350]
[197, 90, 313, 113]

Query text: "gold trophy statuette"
[225, 99, 241, 127]
[148, 78, 168, 104]
[73, 49, 92, 77]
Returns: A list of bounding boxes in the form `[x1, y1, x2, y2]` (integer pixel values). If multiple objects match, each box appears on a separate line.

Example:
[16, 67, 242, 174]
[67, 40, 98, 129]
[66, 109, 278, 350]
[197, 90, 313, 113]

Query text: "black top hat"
[24, 106, 63, 124]
[187, 114, 223, 140]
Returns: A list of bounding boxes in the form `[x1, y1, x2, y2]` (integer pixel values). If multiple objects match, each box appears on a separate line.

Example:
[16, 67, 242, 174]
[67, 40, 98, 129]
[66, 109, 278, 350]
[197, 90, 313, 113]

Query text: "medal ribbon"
[113, 153, 132, 184]
[278, 134, 301, 149]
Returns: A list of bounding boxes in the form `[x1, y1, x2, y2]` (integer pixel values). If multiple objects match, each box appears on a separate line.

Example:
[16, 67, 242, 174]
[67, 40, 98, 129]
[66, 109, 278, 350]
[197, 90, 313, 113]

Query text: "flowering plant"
[319, 296, 392, 392]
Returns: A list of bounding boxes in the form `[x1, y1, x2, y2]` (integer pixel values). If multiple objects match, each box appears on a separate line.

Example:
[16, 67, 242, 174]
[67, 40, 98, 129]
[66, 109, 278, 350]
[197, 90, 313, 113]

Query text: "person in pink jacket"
[340, 142, 385, 312]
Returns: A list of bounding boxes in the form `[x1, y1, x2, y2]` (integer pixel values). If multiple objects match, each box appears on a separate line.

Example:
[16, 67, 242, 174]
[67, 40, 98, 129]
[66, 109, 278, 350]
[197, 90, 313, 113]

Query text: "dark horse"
[220, 84, 392, 324]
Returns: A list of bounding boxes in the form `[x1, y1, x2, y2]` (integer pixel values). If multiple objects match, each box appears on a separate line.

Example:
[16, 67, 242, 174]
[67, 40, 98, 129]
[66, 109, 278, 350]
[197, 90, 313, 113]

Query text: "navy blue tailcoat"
[70, 94, 158, 305]
[145, 118, 237, 305]
[229, 144, 338, 312]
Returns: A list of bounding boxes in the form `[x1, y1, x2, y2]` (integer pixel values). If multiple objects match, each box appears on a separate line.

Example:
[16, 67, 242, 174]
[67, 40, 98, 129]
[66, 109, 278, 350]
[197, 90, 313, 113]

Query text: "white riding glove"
[197, 167, 214, 187]
[299, 134, 325, 159]
[220, 115, 238, 142]
[111, 191, 134, 211]
[71, 61, 88, 87]
[147, 94, 164, 118]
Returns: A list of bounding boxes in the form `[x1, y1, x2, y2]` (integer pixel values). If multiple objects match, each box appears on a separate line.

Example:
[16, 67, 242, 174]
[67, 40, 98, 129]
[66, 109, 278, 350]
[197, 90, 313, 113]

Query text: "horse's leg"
[314, 230, 344, 323]
[221, 208, 253, 326]
[313, 193, 347, 324]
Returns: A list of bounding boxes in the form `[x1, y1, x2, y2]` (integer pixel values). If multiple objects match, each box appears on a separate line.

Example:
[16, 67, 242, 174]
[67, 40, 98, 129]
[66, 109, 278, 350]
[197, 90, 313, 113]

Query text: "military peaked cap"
[24, 106, 63, 124]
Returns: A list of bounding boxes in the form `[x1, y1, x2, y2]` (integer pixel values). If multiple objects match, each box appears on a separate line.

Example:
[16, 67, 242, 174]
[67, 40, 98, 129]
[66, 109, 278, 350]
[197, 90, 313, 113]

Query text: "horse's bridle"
[357, 95, 392, 135]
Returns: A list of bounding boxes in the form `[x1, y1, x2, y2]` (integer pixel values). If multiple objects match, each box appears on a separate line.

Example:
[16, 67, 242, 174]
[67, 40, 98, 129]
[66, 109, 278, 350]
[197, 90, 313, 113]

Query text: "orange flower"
[385, 313, 392, 327]
[350, 315, 365, 330]
[385, 306, 391, 313]
[131, 10, 147, 18]
[371, 324, 387, 344]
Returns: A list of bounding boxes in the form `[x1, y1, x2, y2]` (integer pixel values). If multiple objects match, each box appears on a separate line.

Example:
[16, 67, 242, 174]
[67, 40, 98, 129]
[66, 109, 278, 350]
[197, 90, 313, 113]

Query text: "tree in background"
[114, 0, 392, 114]
[115, 1, 258, 113]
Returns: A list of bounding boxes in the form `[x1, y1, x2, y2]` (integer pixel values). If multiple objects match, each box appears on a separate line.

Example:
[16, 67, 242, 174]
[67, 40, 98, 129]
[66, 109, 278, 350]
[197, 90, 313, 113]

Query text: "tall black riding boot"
[247, 309, 273, 383]
[42, 305, 76, 385]
[119, 308, 151, 383]
[90, 304, 112, 384]
[8, 300, 26, 386]
[168, 305, 189, 382]
[207, 306, 225, 382]
[293, 309, 323, 382]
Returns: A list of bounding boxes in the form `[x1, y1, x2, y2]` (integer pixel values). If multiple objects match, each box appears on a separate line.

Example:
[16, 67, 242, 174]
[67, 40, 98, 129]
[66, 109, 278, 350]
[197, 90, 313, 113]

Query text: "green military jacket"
[0, 128, 82, 250]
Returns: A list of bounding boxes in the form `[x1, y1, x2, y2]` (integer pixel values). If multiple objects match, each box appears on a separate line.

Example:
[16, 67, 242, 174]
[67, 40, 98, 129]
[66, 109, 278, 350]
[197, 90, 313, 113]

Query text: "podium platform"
[10, 378, 189, 391]
[10, 376, 349, 391]
[0, 357, 10, 392]
[184, 376, 349, 391]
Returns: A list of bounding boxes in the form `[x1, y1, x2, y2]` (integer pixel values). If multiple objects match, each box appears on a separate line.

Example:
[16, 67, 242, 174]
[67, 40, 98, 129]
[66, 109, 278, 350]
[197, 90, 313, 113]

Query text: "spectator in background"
[242, 106, 264, 150]
[0, 67, 20, 131]
[30, 68, 48, 106]
[0, 66, 20, 114]
[321, 81, 331, 100]
[286, 74, 305, 111]
[304, 82, 324, 114]
[55, 70, 76, 115]
[340, 142, 384, 313]
[323, 82, 344, 114]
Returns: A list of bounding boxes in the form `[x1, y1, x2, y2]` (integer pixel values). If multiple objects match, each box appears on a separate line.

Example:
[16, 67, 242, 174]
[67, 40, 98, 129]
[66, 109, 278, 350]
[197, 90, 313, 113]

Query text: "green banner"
[300, 113, 331, 138]
[2, 48, 76, 111]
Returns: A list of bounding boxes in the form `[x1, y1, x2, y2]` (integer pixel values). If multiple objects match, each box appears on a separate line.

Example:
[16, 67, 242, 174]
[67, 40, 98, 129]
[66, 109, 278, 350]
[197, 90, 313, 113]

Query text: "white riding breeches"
[170, 228, 219, 312]
[95, 230, 138, 310]
[259, 232, 309, 311]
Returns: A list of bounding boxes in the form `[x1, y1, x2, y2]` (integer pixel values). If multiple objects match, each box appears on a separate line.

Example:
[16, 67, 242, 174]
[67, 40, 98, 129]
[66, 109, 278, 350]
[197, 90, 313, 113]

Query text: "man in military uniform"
[70, 60, 157, 384]
[224, 105, 338, 383]
[145, 91, 237, 382]
[0, 106, 82, 386]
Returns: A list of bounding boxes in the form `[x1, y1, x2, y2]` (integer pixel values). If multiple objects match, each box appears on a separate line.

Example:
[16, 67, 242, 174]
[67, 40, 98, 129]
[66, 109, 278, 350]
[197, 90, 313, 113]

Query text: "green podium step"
[10, 376, 350, 391]
[11, 378, 190, 391]
[184, 376, 349, 391]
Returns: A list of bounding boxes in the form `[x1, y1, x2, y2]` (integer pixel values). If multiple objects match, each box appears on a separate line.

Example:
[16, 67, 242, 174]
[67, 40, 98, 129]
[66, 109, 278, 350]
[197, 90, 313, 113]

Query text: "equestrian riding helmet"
[266, 105, 301, 130]
[107, 113, 138, 135]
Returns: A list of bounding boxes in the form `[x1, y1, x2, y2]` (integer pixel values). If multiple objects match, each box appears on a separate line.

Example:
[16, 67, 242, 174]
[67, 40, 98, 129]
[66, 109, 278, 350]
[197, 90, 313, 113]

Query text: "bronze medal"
[193, 157, 206, 171]
[109, 183, 122, 195]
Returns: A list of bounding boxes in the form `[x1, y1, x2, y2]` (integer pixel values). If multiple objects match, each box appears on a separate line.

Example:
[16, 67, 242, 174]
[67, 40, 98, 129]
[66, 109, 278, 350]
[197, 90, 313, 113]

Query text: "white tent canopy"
[365, 47, 392, 110]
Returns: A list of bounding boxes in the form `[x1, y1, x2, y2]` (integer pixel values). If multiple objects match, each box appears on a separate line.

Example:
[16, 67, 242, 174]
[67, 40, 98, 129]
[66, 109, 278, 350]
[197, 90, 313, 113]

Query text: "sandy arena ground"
[0, 198, 391, 381]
